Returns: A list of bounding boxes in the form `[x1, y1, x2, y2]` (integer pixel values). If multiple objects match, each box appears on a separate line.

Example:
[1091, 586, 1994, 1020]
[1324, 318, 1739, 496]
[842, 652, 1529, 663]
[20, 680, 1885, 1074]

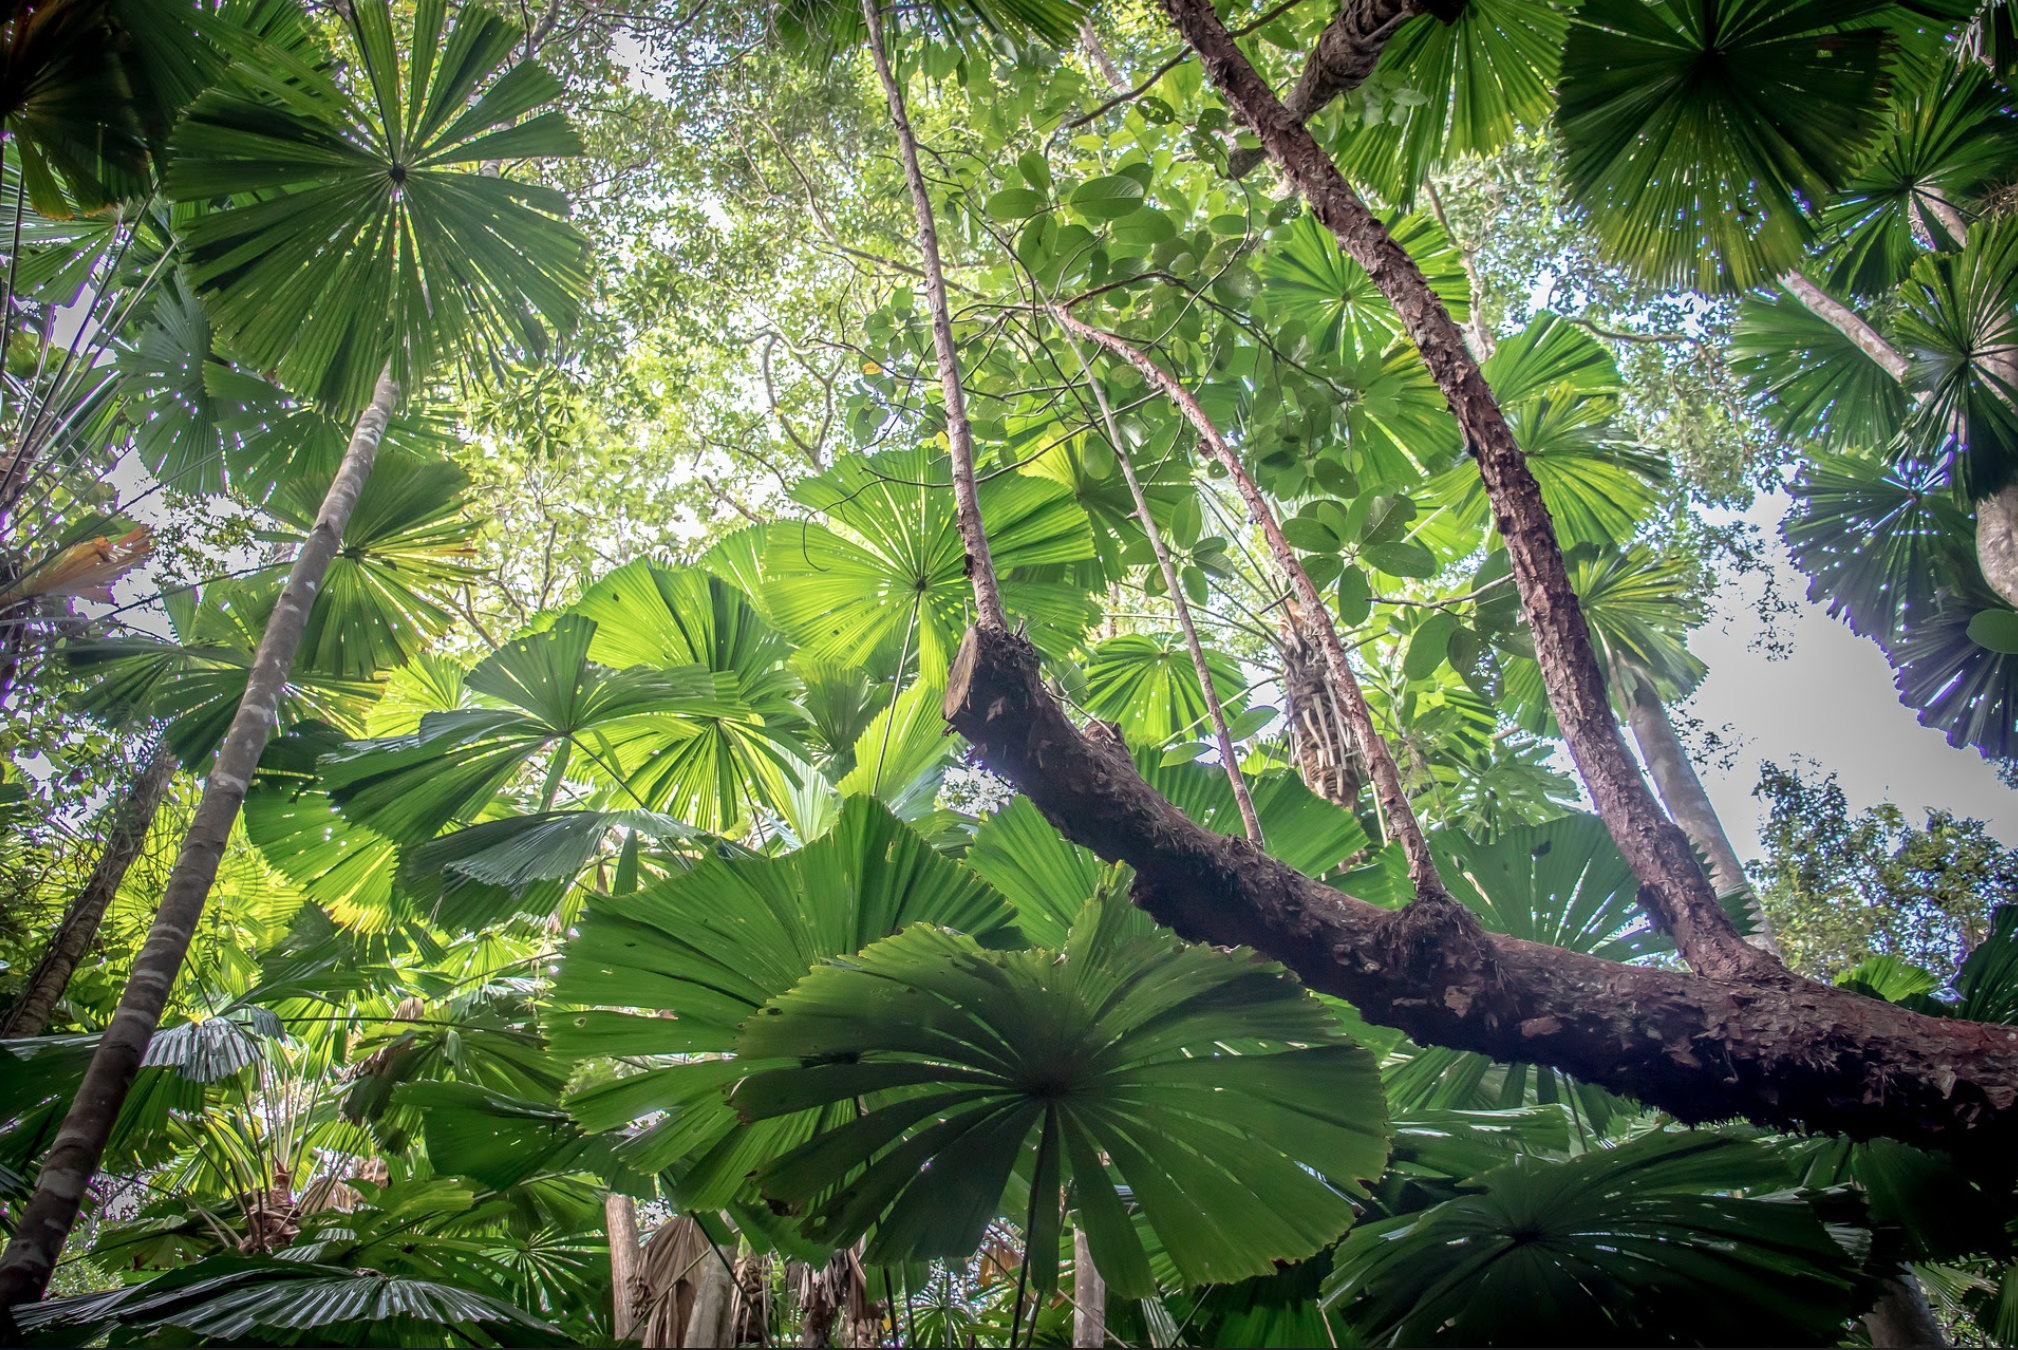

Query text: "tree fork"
[1161, 0, 1769, 981]
[0, 367, 401, 1317]
[1054, 308, 1444, 898]
[945, 621, 2018, 1157]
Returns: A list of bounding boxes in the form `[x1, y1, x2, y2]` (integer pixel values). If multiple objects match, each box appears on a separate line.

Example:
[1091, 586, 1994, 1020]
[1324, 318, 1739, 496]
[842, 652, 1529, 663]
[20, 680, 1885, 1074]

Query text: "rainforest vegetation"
[4, 0, 2018, 1344]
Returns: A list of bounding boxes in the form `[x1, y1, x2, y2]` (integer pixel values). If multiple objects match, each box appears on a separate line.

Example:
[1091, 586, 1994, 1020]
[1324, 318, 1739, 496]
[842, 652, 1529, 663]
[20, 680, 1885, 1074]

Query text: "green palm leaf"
[1819, 60, 2018, 293]
[1889, 575, 2018, 760]
[1259, 212, 1469, 359]
[764, 447, 1097, 681]
[553, 798, 1021, 1202]
[1896, 218, 2018, 498]
[1083, 633, 1247, 747]
[167, 0, 589, 412]
[1326, 0, 1571, 208]
[732, 893, 1390, 1297]
[1325, 1130, 1871, 1346]
[1731, 288, 1912, 451]
[1556, 0, 1896, 290]
[1784, 451, 1973, 646]
[257, 451, 476, 679]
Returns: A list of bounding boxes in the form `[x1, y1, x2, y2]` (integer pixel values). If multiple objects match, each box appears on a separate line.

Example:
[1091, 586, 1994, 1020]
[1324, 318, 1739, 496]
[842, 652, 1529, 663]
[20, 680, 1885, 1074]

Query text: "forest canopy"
[1, 0, 2018, 1345]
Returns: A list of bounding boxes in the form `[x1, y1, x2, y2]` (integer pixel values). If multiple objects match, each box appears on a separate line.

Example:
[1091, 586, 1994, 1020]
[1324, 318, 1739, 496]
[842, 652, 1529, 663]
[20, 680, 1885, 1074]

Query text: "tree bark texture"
[1624, 679, 1778, 953]
[1863, 1262, 1950, 1349]
[1161, 0, 1768, 981]
[607, 1192, 642, 1342]
[1282, 604, 1366, 809]
[1056, 311, 1444, 897]
[1072, 1225, 1106, 1349]
[0, 366, 400, 1316]
[1225, 0, 1429, 179]
[861, 0, 1006, 632]
[0, 740, 177, 1039]
[944, 623, 2018, 1156]
[1057, 314, 1264, 843]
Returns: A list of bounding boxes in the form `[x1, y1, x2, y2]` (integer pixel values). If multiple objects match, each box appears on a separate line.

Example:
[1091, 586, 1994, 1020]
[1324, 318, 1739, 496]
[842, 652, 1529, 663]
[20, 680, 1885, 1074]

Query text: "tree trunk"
[0, 366, 399, 1317]
[681, 1245, 737, 1348]
[608, 1192, 642, 1343]
[1057, 313, 1263, 843]
[1225, 0, 1428, 179]
[1623, 679, 1777, 956]
[1159, 0, 1768, 981]
[861, 0, 1005, 633]
[944, 622, 2018, 1155]
[1056, 313, 1444, 899]
[1863, 1263, 1949, 1348]
[1072, 1225, 1106, 1349]
[0, 740, 177, 1038]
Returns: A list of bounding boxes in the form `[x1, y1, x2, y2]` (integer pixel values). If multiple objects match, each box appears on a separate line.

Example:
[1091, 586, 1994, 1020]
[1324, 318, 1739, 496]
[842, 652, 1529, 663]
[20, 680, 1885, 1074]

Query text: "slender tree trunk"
[1057, 315, 1263, 843]
[1160, 0, 1767, 979]
[0, 741, 177, 1039]
[1863, 1262, 1949, 1348]
[1225, 0, 1427, 179]
[861, 0, 1005, 632]
[0, 366, 399, 1317]
[607, 1192, 642, 1342]
[681, 1246, 736, 1347]
[1072, 1225, 1106, 1349]
[1624, 679, 1779, 954]
[1079, 19, 1128, 94]
[1056, 313, 1445, 899]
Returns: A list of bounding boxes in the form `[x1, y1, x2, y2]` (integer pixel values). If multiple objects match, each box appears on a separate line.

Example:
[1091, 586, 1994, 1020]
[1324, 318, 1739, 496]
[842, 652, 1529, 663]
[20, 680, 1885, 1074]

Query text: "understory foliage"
[0, 0, 2016, 1346]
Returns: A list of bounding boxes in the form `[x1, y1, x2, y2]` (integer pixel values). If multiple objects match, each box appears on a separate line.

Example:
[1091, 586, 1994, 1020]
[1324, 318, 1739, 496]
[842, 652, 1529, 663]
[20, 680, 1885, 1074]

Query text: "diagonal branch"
[1224, 0, 1437, 179]
[1052, 307, 1445, 898]
[943, 622, 2018, 1158]
[1162, 0, 1771, 982]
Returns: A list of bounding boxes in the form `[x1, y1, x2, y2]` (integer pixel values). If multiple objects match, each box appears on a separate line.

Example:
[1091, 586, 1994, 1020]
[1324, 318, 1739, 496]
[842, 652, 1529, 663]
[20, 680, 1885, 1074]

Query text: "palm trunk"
[1160, 0, 1767, 979]
[1625, 679, 1779, 954]
[607, 1192, 642, 1342]
[1051, 316, 1445, 900]
[0, 365, 399, 1315]
[1057, 312, 1263, 843]
[0, 740, 177, 1038]
[1863, 1262, 1949, 1348]
[861, 0, 1006, 632]
[1071, 1226, 1106, 1348]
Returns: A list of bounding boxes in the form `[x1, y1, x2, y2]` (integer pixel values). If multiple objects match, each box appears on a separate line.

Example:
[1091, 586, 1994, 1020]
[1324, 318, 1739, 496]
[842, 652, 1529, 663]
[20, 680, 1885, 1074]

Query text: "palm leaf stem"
[1057, 315, 1263, 843]
[1054, 308, 1439, 896]
[859, 0, 1007, 631]
[0, 366, 400, 1315]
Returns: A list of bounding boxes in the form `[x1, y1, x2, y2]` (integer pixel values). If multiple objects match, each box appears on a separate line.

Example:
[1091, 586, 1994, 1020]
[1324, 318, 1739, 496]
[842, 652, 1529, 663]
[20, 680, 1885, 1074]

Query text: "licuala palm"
[0, 0, 588, 1307]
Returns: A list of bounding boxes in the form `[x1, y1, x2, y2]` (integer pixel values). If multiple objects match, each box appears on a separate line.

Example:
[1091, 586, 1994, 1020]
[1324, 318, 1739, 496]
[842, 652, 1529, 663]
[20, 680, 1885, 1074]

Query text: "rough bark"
[1072, 1226, 1106, 1349]
[1225, 0, 1428, 179]
[1863, 1263, 1950, 1348]
[1056, 310, 1263, 843]
[0, 366, 400, 1317]
[1626, 678, 1780, 955]
[1282, 605, 1365, 809]
[945, 622, 2018, 1156]
[0, 740, 177, 1038]
[1058, 313, 1444, 898]
[607, 1192, 642, 1343]
[1781, 270, 1911, 381]
[862, 0, 1005, 632]
[1162, 0, 1768, 981]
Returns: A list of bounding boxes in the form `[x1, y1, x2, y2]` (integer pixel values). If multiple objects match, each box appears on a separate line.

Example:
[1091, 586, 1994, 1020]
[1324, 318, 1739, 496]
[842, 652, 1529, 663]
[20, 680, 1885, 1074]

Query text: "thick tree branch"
[1224, 0, 1432, 180]
[945, 624, 2018, 1157]
[1162, 0, 1770, 981]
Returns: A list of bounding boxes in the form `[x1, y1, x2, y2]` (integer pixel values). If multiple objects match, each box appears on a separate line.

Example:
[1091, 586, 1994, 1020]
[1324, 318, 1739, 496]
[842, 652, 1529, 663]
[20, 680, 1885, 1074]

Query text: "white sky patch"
[1686, 490, 2018, 862]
